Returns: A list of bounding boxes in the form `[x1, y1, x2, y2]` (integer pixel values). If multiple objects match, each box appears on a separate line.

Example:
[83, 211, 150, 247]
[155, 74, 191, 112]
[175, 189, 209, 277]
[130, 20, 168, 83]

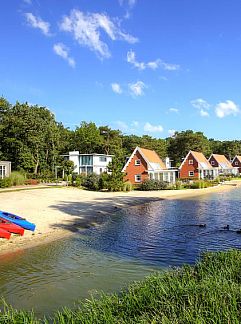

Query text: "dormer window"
[211, 161, 215, 165]
[135, 159, 141, 166]
[188, 159, 193, 165]
[235, 161, 239, 166]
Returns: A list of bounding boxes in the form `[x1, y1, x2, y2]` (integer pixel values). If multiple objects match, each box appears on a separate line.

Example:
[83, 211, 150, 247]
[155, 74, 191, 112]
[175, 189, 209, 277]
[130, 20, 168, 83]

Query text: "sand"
[0, 181, 240, 256]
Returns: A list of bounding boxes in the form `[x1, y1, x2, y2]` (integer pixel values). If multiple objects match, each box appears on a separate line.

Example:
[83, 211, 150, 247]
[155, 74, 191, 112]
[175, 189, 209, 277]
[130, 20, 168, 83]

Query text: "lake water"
[1, 185, 241, 316]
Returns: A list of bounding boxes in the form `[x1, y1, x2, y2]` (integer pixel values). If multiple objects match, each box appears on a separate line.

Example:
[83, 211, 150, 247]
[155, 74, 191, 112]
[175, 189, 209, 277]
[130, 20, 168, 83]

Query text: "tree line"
[1, 97, 241, 177]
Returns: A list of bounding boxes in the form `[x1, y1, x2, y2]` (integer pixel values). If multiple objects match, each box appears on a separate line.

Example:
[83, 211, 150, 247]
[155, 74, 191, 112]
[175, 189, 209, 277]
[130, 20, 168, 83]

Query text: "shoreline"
[0, 181, 240, 257]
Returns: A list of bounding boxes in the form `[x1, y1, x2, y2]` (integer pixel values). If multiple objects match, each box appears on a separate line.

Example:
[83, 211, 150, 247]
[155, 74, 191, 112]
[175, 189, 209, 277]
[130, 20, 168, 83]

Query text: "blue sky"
[1, 0, 241, 140]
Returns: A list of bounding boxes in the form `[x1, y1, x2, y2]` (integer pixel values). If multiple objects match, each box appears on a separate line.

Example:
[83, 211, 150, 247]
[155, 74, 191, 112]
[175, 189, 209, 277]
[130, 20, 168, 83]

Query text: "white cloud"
[23, 0, 32, 4]
[119, 0, 137, 8]
[169, 108, 179, 113]
[53, 43, 75, 67]
[128, 81, 146, 97]
[191, 98, 210, 117]
[144, 122, 163, 133]
[191, 98, 210, 110]
[60, 9, 138, 59]
[127, 50, 180, 71]
[200, 109, 209, 117]
[111, 83, 122, 94]
[168, 129, 176, 137]
[25, 13, 51, 36]
[215, 100, 240, 118]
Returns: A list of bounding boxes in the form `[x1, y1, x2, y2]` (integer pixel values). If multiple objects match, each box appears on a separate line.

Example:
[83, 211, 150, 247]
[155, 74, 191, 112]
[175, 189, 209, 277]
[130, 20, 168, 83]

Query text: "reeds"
[1, 249, 241, 323]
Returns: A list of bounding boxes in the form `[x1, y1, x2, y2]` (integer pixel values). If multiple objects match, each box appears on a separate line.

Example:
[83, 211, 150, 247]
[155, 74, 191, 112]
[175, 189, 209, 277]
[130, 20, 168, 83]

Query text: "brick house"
[179, 151, 218, 180]
[209, 154, 238, 175]
[232, 155, 241, 174]
[122, 146, 176, 185]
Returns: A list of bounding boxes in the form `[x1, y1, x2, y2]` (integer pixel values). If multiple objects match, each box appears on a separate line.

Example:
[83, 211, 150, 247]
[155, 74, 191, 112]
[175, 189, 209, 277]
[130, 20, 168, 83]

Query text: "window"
[0, 166, 6, 179]
[235, 161, 239, 166]
[189, 171, 194, 177]
[135, 174, 141, 182]
[99, 157, 107, 162]
[135, 159, 141, 166]
[188, 159, 193, 165]
[211, 161, 215, 165]
[81, 155, 93, 166]
[87, 166, 93, 174]
[100, 168, 103, 173]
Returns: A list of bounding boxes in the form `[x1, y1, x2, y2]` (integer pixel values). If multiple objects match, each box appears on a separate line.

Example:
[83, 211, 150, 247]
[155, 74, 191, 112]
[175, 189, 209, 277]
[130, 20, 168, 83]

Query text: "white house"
[0, 161, 11, 179]
[62, 151, 113, 175]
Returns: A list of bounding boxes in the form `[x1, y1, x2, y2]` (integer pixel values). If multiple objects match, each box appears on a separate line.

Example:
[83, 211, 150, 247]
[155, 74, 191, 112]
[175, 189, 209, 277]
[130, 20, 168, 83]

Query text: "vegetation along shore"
[1, 249, 241, 323]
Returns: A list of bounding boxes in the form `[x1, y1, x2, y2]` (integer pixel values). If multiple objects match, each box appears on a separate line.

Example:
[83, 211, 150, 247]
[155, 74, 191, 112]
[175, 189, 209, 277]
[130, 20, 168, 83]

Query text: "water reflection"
[0, 186, 241, 315]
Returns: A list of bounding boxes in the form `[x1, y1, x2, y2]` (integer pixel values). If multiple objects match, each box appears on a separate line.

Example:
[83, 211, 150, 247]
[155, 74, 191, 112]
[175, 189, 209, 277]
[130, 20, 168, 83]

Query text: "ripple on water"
[0, 186, 241, 315]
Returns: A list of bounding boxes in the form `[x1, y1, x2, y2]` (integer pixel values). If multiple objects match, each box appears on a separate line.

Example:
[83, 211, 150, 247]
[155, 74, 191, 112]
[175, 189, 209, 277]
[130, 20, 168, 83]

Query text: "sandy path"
[0, 182, 240, 256]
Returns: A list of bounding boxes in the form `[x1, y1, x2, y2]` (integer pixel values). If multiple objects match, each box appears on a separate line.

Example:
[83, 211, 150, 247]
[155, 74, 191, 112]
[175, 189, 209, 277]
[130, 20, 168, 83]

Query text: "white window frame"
[135, 159, 141, 166]
[189, 171, 194, 177]
[99, 156, 107, 162]
[188, 159, 193, 165]
[0, 165, 6, 179]
[211, 160, 215, 165]
[235, 161, 239, 166]
[135, 174, 142, 182]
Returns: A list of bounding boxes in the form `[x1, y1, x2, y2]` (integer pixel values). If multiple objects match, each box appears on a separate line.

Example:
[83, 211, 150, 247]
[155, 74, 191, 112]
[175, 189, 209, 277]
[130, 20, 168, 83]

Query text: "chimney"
[165, 157, 171, 168]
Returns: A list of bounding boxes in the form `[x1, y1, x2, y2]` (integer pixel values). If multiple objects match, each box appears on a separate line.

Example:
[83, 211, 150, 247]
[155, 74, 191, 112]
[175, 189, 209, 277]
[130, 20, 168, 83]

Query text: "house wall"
[124, 150, 149, 184]
[179, 153, 199, 179]
[232, 157, 241, 173]
[209, 156, 218, 167]
[68, 151, 80, 173]
[0, 161, 11, 179]
[93, 155, 112, 174]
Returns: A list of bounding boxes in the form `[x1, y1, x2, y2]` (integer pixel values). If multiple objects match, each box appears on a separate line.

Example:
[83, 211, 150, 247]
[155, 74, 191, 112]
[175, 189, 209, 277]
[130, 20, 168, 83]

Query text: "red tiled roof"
[139, 147, 167, 169]
[211, 154, 233, 168]
[190, 151, 213, 169]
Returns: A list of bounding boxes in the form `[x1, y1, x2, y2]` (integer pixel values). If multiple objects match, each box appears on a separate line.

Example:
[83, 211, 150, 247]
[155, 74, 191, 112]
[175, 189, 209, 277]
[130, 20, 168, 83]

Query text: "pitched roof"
[139, 147, 167, 170]
[210, 154, 233, 169]
[233, 155, 241, 163]
[122, 146, 167, 172]
[190, 150, 213, 169]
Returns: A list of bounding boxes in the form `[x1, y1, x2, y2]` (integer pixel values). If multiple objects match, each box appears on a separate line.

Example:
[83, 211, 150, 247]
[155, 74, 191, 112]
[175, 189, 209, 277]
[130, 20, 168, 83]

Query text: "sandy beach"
[0, 181, 240, 256]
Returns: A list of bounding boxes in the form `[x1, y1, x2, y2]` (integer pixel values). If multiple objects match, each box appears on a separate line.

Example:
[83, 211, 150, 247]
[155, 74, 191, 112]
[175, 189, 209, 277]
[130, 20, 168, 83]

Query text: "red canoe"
[0, 228, 11, 240]
[0, 217, 24, 236]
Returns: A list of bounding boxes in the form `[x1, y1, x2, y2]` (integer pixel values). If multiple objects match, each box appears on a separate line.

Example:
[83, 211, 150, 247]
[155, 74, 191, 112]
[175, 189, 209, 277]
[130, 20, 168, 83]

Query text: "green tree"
[167, 130, 211, 166]
[106, 150, 125, 191]
[99, 126, 122, 155]
[74, 122, 103, 153]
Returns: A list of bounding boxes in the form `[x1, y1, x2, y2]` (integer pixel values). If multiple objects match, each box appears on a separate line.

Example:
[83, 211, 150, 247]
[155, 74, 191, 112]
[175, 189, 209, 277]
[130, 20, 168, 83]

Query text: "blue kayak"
[0, 211, 36, 231]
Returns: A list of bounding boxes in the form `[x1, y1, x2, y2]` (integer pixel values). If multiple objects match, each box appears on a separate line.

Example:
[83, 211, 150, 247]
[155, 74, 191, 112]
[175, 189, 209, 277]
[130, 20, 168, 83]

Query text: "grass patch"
[1, 249, 241, 323]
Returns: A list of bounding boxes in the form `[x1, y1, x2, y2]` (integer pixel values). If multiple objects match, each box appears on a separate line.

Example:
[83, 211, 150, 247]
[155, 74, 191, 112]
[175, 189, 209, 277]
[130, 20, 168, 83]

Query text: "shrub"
[82, 173, 100, 191]
[123, 181, 133, 192]
[0, 177, 11, 188]
[98, 172, 109, 190]
[174, 181, 185, 190]
[139, 179, 168, 191]
[9, 171, 25, 186]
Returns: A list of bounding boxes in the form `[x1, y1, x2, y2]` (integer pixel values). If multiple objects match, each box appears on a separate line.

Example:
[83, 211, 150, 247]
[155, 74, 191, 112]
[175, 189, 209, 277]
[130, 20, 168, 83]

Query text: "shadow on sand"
[49, 195, 163, 233]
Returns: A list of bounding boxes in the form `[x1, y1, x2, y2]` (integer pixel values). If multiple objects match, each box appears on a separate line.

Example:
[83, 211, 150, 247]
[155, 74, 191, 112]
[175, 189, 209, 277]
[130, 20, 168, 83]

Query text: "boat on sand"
[0, 217, 25, 236]
[0, 211, 36, 231]
[0, 228, 11, 240]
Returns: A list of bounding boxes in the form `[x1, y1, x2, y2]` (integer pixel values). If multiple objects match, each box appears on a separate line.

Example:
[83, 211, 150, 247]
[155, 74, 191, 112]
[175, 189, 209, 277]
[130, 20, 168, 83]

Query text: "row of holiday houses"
[61, 148, 241, 185]
[1, 148, 241, 184]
